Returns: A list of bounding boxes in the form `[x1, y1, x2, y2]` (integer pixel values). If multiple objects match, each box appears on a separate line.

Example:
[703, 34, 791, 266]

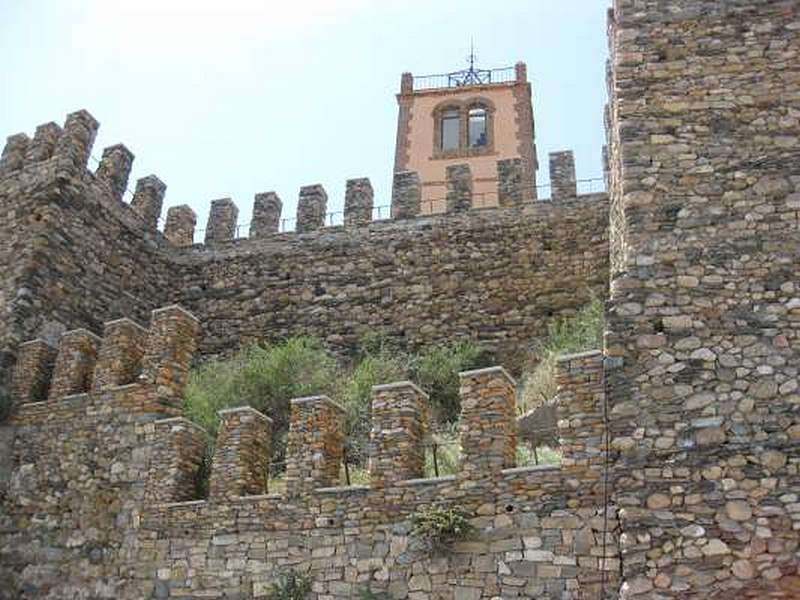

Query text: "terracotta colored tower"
[393, 60, 538, 213]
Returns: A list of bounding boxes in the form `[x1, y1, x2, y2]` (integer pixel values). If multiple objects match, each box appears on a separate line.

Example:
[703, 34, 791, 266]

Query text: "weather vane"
[447, 39, 491, 86]
[467, 39, 477, 74]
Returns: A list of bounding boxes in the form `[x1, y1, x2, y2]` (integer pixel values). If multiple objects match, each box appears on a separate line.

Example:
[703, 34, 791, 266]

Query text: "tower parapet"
[0, 133, 30, 176]
[251, 192, 282, 238]
[139, 305, 200, 404]
[131, 175, 167, 230]
[344, 178, 374, 227]
[369, 381, 428, 487]
[54, 109, 99, 179]
[12, 339, 57, 406]
[458, 367, 517, 480]
[446, 163, 473, 213]
[497, 157, 527, 207]
[391, 171, 421, 219]
[209, 406, 273, 500]
[284, 395, 345, 495]
[47, 329, 101, 401]
[164, 205, 197, 246]
[296, 184, 328, 233]
[95, 143, 134, 201]
[146, 417, 207, 504]
[24, 122, 62, 164]
[549, 150, 577, 200]
[10, 304, 200, 410]
[91, 318, 147, 392]
[204, 198, 239, 245]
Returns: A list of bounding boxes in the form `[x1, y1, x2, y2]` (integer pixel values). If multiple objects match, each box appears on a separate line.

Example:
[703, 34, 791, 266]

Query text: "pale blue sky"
[1, 0, 610, 234]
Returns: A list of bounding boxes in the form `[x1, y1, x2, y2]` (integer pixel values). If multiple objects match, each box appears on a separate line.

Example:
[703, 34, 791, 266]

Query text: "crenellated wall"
[173, 193, 608, 369]
[0, 112, 609, 388]
[2, 2, 796, 597]
[0, 110, 177, 396]
[0, 307, 618, 599]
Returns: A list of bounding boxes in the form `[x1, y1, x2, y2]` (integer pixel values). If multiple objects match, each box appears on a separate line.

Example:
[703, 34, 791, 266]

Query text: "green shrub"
[518, 294, 604, 451]
[184, 337, 338, 465]
[413, 341, 487, 422]
[519, 295, 604, 416]
[339, 350, 408, 464]
[410, 505, 474, 554]
[267, 569, 312, 600]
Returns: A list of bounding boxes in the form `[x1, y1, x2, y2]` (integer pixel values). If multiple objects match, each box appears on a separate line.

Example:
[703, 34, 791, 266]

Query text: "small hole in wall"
[327, 518, 335, 527]
[504, 504, 515, 514]
[654, 318, 665, 334]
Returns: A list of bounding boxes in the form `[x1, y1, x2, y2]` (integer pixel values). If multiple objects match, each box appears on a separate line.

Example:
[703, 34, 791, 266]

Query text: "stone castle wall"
[605, 0, 800, 596]
[173, 193, 608, 369]
[0, 112, 609, 390]
[0, 305, 618, 599]
[0, 111, 176, 393]
[0, 0, 798, 597]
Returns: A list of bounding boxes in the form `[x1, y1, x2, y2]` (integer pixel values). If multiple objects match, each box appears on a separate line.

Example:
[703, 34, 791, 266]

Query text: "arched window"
[441, 109, 460, 151]
[468, 107, 488, 148]
[432, 98, 494, 157]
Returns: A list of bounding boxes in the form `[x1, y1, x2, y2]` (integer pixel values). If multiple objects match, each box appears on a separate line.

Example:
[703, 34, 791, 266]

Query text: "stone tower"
[393, 60, 538, 213]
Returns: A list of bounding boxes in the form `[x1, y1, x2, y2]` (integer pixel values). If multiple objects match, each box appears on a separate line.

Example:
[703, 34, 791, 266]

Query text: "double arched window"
[433, 98, 495, 157]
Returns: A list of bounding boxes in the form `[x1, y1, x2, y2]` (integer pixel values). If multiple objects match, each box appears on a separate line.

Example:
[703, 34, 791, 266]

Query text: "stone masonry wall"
[0, 307, 617, 599]
[606, 0, 800, 596]
[0, 112, 609, 389]
[0, 111, 176, 397]
[174, 194, 609, 371]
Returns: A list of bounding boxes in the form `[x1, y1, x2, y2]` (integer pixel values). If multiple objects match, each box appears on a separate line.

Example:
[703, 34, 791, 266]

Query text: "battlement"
[9, 309, 608, 507]
[0, 110, 168, 234]
[0, 110, 599, 254]
[142, 355, 609, 509]
[159, 152, 596, 247]
[10, 304, 199, 413]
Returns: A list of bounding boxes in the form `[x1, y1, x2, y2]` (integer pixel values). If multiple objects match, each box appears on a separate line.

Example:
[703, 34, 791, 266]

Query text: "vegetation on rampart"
[182, 295, 603, 488]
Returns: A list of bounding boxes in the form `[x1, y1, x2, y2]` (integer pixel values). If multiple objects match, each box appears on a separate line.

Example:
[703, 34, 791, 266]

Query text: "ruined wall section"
[175, 194, 609, 370]
[0, 111, 176, 397]
[606, 1, 800, 596]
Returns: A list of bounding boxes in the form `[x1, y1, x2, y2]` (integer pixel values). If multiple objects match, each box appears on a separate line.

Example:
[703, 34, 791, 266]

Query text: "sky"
[0, 0, 610, 235]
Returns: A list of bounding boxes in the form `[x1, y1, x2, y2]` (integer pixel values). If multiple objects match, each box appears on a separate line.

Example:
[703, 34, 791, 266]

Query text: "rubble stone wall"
[0, 116, 176, 394]
[0, 306, 618, 599]
[174, 194, 609, 370]
[606, 0, 800, 596]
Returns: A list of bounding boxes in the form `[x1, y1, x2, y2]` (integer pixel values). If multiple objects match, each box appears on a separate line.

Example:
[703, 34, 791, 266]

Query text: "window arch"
[432, 98, 495, 157]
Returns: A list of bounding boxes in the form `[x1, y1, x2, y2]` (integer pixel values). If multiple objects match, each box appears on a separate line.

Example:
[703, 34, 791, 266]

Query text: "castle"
[0, 1, 798, 598]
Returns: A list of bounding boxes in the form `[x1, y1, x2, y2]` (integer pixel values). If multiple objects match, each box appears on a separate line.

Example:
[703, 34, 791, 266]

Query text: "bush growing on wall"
[267, 569, 312, 600]
[413, 341, 488, 422]
[184, 337, 339, 464]
[517, 295, 604, 453]
[183, 336, 488, 489]
[410, 505, 474, 554]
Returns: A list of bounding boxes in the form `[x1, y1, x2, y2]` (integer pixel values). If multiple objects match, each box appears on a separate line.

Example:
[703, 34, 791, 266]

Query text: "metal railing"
[263, 423, 560, 487]
[413, 66, 517, 91]
[189, 177, 606, 243]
